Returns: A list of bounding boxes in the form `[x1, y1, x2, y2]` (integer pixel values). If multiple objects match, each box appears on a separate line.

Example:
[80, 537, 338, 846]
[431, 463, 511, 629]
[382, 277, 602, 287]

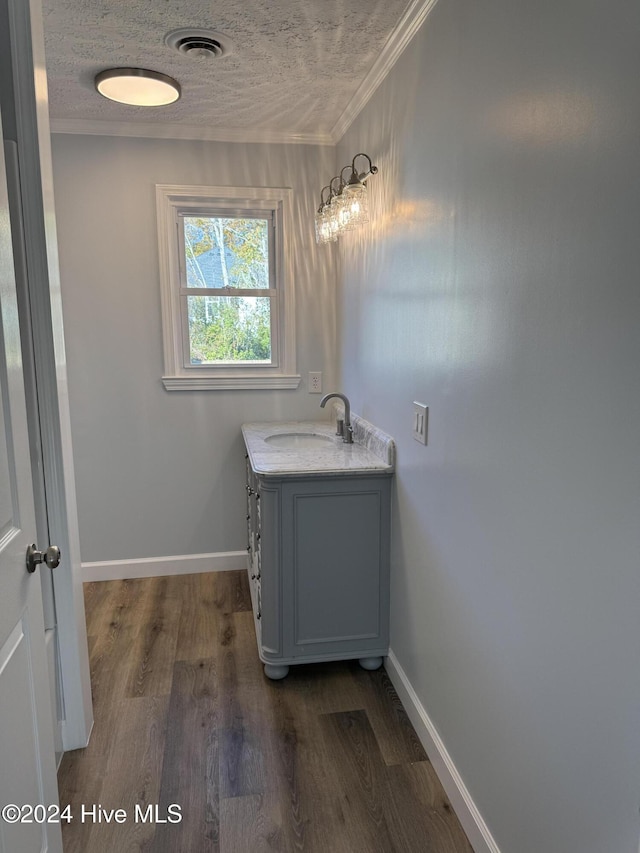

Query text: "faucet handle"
[336, 418, 344, 437]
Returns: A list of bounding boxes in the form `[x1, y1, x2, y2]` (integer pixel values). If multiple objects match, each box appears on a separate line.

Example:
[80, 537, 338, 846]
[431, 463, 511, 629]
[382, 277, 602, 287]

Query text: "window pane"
[187, 295, 272, 364]
[183, 217, 270, 289]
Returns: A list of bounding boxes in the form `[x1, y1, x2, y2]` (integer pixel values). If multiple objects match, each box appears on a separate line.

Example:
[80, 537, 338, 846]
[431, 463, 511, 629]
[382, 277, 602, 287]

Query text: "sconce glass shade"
[315, 206, 336, 244]
[315, 210, 328, 244]
[327, 217, 339, 242]
[328, 196, 343, 236]
[95, 68, 181, 106]
[333, 193, 354, 232]
[341, 182, 369, 228]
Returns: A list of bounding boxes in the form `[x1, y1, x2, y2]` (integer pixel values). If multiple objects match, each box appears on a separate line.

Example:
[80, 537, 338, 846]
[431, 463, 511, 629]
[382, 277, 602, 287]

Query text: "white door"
[0, 117, 63, 853]
[3, 0, 93, 756]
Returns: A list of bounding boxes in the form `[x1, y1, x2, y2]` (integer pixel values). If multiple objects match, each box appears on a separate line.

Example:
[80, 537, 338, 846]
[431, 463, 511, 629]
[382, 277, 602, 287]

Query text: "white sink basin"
[265, 432, 335, 449]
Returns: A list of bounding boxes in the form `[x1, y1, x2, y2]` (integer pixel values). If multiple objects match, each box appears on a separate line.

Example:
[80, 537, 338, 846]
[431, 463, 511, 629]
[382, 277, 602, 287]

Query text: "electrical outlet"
[308, 372, 322, 393]
[412, 402, 428, 444]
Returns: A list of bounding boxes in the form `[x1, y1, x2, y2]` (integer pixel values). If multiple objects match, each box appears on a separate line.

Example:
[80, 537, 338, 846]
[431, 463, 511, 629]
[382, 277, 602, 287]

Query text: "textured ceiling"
[42, 0, 411, 138]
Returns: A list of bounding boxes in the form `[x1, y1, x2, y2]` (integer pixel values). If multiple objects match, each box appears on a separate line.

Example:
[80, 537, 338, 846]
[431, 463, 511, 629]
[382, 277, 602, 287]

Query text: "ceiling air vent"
[164, 28, 233, 60]
[175, 36, 223, 59]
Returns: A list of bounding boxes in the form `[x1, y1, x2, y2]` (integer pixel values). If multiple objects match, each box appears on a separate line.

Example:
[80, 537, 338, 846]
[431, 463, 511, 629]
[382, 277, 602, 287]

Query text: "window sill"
[162, 374, 301, 391]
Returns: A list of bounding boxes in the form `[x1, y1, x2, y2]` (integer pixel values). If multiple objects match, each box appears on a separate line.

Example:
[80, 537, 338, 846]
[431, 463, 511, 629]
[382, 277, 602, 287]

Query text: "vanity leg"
[264, 663, 289, 680]
[359, 656, 383, 671]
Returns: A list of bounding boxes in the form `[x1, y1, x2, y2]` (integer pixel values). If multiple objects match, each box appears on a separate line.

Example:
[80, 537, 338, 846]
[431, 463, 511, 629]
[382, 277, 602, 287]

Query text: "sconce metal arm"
[329, 174, 343, 199]
[318, 184, 331, 212]
[350, 152, 378, 184]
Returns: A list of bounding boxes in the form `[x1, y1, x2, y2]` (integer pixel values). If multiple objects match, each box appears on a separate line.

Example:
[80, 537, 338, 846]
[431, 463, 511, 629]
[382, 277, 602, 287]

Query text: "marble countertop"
[242, 419, 395, 478]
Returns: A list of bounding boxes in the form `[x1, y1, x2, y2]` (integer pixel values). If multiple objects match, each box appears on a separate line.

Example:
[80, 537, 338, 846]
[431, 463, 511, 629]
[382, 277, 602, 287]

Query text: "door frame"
[2, 0, 93, 751]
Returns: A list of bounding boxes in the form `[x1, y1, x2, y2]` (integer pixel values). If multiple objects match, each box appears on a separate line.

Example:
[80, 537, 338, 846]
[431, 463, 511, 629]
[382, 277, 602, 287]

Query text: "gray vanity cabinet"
[245, 457, 391, 679]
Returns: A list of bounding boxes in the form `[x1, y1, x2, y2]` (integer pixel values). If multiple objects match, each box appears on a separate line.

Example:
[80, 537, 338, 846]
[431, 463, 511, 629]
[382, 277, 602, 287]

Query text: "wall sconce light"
[94, 68, 181, 106]
[315, 153, 378, 245]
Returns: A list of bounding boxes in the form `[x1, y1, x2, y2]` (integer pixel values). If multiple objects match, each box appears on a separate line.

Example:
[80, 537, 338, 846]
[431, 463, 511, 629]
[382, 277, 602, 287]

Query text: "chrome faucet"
[320, 392, 353, 443]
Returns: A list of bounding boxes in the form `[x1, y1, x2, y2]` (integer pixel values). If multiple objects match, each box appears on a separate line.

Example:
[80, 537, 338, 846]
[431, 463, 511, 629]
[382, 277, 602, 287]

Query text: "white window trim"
[156, 184, 299, 390]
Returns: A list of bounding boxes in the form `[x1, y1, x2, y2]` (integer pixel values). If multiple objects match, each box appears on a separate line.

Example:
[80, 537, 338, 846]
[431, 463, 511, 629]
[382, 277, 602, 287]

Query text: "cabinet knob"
[246, 486, 254, 495]
[257, 533, 261, 541]
[257, 611, 261, 620]
[246, 545, 251, 553]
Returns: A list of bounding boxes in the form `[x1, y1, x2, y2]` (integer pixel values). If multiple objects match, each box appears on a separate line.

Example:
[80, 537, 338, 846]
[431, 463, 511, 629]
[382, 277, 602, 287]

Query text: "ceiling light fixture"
[315, 153, 378, 245]
[94, 68, 181, 106]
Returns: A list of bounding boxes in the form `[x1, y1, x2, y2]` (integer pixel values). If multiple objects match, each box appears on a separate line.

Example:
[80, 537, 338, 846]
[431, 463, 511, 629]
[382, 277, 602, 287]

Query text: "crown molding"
[330, 0, 441, 143]
[49, 118, 334, 147]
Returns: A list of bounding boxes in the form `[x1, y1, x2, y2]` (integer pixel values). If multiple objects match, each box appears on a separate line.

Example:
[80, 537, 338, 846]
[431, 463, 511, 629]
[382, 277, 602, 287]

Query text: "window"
[156, 185, 299, 390]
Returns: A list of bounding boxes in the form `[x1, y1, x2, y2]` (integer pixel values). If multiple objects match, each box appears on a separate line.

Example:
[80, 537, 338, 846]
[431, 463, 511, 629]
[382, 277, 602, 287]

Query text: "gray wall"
[51, 134, 337, 561]
[337, 0, 640, 851]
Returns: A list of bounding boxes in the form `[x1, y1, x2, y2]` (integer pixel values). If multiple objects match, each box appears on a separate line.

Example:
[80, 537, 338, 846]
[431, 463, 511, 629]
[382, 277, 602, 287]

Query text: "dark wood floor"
[58, 571, 472, 853]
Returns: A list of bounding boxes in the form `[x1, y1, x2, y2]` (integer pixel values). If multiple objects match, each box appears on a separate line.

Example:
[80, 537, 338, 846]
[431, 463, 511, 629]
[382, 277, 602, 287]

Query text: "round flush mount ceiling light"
[94, 68, 181, 106]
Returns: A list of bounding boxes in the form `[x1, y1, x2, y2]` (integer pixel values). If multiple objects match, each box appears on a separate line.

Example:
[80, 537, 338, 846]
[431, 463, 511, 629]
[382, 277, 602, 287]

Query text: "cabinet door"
[281, 477, 390, 659]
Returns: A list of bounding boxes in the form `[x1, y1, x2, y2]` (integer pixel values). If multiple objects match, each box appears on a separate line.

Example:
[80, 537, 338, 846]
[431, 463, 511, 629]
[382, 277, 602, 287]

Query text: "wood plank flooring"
[58, 571, 472, 853]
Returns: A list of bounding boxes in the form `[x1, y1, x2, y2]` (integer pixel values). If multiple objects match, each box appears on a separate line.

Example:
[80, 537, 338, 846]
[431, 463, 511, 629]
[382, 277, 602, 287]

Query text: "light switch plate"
[412, 402, 428, 444]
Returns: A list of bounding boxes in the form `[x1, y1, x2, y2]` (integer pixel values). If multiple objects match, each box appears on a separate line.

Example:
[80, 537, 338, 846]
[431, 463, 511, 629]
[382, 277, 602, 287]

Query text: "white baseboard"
[82, 551, 247, 582]
[384, 649, 501, 853]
